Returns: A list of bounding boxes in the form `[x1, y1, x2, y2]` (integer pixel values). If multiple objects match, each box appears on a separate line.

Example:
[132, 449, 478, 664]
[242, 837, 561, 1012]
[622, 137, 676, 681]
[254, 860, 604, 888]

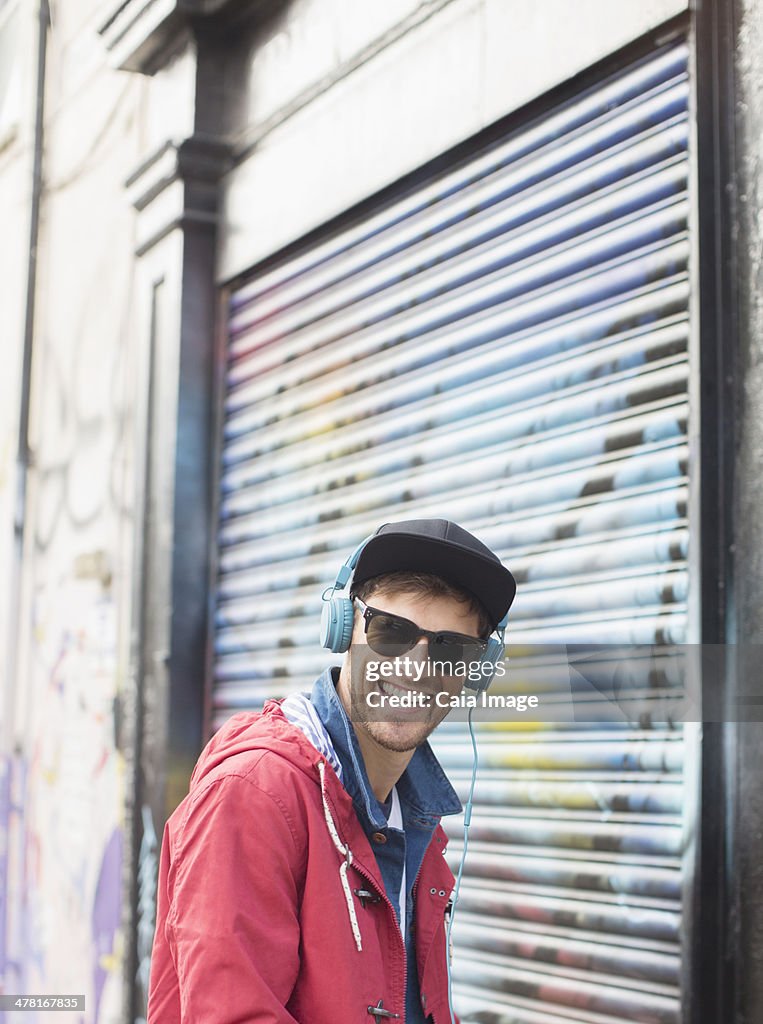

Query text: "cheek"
[351, 616, 367, 645]
[347, 632, 376, 689]
[441, 671, 463, 691]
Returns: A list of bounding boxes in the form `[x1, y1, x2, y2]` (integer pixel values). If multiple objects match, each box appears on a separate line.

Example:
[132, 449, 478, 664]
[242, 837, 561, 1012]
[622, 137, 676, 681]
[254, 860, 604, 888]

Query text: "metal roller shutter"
[215, 40, 692, 1023]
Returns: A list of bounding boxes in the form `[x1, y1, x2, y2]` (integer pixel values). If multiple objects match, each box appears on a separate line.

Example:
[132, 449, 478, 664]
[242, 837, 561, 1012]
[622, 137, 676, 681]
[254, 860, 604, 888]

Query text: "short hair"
[351, 571, 493, 638]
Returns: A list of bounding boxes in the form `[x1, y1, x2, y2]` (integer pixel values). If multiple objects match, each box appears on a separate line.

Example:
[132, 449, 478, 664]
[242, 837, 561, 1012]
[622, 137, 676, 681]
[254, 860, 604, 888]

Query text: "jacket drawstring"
[317, 759, 363, 951]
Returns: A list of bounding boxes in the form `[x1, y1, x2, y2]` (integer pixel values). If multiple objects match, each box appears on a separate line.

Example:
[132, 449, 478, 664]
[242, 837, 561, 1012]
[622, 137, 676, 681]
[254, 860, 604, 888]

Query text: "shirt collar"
[309, 666, 462, 833]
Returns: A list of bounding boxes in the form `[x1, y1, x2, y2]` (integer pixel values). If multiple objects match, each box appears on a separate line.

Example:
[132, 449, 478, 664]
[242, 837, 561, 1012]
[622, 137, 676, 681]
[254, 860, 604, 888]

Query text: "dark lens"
[463, 638, 490, 662]
[366, 613, 418, 657]
[429, 641, 466, 679]
[436, 632, 488, 655]
[434, 632, 466, 649]
[429, 636, 488, 681]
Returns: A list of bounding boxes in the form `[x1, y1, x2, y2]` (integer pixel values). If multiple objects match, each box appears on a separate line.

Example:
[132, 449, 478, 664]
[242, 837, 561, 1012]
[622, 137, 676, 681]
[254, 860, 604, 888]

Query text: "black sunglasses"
[354, 598, 488, 659]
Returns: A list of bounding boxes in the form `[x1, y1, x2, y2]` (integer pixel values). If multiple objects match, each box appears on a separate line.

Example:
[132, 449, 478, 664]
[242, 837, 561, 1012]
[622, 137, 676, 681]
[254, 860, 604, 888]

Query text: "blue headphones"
[320, 537, 508, 692]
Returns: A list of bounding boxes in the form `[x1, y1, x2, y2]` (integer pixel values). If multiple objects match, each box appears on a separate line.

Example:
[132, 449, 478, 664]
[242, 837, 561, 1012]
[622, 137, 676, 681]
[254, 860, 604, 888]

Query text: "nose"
[407, 636, 431, 676]
[409, 635, 430, 655]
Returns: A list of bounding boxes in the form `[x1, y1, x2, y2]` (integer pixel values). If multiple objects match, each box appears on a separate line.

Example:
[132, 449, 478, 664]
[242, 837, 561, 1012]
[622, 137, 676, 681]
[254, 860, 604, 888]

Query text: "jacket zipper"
[352, 853, 440, 1022]
[408, 851, 446, 1022]
[350, 859, 408, 1019]
[415, 845, 452, 1024]
[415, 870, 444, 1024]
[331, 799, 450, 1022]
[411, 868, 456, 1024]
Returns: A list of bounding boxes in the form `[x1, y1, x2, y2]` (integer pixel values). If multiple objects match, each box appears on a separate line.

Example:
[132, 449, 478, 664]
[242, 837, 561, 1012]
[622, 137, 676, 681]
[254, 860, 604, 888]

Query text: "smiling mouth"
[376, 677, 429, 702]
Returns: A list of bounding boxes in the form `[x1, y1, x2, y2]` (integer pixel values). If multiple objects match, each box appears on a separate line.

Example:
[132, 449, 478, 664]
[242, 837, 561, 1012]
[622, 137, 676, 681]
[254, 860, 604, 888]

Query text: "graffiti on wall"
[5, 237, 137, 1022]
[134, 805, 157, 1023]
[17, 579, 124, 1023]
[0, 755, 10, 986]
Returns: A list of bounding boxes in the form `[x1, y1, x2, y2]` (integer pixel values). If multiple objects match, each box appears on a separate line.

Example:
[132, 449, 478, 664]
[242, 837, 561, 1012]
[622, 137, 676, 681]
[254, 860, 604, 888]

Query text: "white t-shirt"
[387, 786, 406, 935]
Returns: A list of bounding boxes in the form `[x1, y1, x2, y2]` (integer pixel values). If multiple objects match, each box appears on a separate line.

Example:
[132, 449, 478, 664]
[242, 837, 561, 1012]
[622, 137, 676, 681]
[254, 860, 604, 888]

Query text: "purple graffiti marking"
[0, 756, 9, 986]
[91, 828, 122, 1022]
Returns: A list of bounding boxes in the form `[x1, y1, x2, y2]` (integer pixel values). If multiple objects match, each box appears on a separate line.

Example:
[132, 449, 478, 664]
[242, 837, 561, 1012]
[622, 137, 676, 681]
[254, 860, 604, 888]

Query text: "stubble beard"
[340, 657, 444, 753]
[351, 690, 441, 752]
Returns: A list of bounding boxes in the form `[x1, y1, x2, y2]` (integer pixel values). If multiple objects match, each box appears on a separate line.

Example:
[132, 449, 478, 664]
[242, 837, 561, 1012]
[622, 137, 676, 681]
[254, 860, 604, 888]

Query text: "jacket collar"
[309, 666, 462, 835]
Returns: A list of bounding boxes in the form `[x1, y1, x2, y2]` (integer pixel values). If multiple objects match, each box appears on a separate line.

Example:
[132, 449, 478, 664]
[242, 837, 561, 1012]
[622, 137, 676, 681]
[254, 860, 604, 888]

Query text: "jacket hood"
[188, 700, 321, 792]
[188, 699, 367, 952]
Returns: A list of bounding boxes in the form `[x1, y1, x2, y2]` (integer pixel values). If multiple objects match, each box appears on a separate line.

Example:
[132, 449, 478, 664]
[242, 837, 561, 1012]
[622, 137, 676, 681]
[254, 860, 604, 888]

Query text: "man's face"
[336, 588, 483, 753]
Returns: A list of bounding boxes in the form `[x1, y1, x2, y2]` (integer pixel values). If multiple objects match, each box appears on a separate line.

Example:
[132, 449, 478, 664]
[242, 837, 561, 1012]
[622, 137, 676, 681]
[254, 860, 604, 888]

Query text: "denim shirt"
[310, 668, 462, 1023]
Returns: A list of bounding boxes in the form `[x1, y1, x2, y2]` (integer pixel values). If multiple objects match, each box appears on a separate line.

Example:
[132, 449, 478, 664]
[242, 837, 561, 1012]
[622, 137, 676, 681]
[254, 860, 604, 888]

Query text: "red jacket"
[147, 700, 459, 1023]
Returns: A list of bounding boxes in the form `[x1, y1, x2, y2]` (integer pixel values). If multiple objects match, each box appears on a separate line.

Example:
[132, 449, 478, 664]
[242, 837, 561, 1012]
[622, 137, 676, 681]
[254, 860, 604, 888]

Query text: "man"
[147, 519, 516, 1023]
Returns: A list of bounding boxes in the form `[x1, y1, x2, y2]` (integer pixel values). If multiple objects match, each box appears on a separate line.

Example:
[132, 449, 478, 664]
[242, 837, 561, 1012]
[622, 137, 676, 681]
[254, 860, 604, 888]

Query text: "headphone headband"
[331, 535, 374, 594]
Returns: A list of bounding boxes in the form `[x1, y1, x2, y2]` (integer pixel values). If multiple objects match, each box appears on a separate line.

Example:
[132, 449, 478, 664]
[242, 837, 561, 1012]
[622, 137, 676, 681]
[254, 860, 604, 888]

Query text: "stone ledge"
[99, 0, 277, 73]
[99, 0, 182, 73]
[126, 135, 232, 254]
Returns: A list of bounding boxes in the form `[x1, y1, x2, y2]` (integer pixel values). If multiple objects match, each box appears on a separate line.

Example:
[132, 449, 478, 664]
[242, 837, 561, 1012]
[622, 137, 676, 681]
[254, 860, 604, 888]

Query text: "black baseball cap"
[351, 518, 516, 629]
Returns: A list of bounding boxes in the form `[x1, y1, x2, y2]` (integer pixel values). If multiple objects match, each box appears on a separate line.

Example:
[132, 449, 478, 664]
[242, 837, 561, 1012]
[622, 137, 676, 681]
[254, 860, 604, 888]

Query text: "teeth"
[379, 678, 417, 695]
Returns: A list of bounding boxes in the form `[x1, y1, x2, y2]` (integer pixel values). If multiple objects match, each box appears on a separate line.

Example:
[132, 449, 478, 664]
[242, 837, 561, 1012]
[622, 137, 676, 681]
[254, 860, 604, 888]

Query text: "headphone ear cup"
[469, 637, 505, 693]
[320, 598, 356, 653]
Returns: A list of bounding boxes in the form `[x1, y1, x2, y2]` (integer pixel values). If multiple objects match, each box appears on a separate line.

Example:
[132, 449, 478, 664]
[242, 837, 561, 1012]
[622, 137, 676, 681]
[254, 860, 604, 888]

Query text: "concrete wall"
[0, 0, 212, 1013]
[0, 0, 41, 998]
[0, 0, 35, 735]
[218, 0, 689, 281]
[733, 0, 763, 1018]
[0, 1, 146, 1018]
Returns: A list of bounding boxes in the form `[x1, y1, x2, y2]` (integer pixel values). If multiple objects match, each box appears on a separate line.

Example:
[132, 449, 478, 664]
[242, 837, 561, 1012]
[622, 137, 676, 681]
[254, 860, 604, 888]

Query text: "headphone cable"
[446, 702, 478, 1024]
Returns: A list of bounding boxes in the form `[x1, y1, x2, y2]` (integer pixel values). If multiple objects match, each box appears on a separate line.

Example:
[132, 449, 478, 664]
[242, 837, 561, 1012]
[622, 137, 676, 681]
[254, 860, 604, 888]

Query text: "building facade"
[0, 0, 761, 1022]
